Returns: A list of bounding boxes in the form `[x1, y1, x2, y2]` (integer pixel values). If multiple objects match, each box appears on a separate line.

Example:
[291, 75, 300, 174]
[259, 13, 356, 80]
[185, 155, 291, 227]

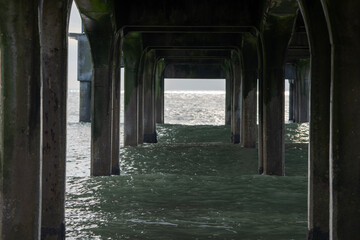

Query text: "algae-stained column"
[143, 50, 157, 143]
[295, 59, 310, 123]
[224, 62, 232, 126]
[241, 34, 258, 148]
[155, 59, 166, 124]
[231, 51, 242, 144]
[321, 1, 360, 238]
[137, 51, 146, 145]
[0, 1, 41, 238]
[77, 34, 93, 122]
[262, 13, 297, 175]
[76, 0, 115, 176]
[257, 36, 265, 174]
[40, 0, 71, 239]
[288, 79, 295, 122]
[298, 0, 331, 238]
[123, 33, 143, 146]
[111, 32, 122, 175]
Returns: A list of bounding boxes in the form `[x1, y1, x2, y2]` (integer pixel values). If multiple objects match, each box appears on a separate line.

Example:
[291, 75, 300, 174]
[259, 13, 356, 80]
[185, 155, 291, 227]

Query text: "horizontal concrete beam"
[114, 0, 266, 30]
[122, 26, 257, 37]
[164, 64, 225, 79]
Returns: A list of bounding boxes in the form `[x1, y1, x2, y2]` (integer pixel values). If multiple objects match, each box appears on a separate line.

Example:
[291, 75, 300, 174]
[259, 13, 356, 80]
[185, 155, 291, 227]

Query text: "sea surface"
[66, 90, 308, 239]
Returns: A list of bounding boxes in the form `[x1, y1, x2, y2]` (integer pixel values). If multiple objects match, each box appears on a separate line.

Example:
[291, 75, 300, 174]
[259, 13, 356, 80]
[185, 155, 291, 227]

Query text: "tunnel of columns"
[0, 0, 360, 239]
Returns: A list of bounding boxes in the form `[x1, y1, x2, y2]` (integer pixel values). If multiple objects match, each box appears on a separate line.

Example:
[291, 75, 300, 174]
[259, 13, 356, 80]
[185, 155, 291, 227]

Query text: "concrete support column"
[231, 51, 242, 144]
[123, 34, 143, 146]
[111, 33, 122, 175]
[80, 81, 91, 122]
[320, 1, 360, 238]
[288, 79, 295, 122]
[40, 0, 71, 239]
[143, 50, 157, 143]
[298, 0, 331, 238]
[295, 59, 310, 123]
[241, 70, 257, 147]
[262, 14, 297, 175]
[257, 36, 264, 174]
[225, 71, 232, 125]
[155, 60, 166, 124]
[91, 65, 113, 176]
[75, 0, 116, 176]
[0, 1, 41, 238]
[137, 53, 145, 145]
[241, 35, 258, 148]
[77, 34, 93, 122]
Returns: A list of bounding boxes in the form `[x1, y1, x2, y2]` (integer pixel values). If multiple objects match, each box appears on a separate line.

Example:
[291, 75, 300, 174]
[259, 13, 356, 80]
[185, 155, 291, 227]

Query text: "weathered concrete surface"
[257, 35, 264, 174]
[143, 50, 157, 143]
[225, 67, 232, 126]
[142, 32, 244, 49]
[76, 0, 116, 176]
[40, 0, 71, 239]
[111, 33, 122, 175]
[80, 81, 91, 122]
[231, 51, 242, 144]
[241, 34, 258, 148]
[155, 59, 166, 124]
[137, 51, 145, 145]
[0, 1, 41, 238]
[298, 0, 330, 238]
[262, 8, 298, 175]
[77, 34, 92, 122]
[123, 33, 143, 146]
[321, 1, 360, 238]
[164, 64, 225, 79]
[114, 0, 266, 30]
[288, 79, 295, 122]
[294, 59, 310, 123]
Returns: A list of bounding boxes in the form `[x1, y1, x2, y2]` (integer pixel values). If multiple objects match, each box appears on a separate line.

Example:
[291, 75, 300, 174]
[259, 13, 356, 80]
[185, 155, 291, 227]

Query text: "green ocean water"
[66, 91, 308, 239]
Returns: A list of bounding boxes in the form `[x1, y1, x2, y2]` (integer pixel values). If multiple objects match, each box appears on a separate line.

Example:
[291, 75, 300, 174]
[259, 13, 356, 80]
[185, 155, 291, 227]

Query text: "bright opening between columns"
[164, 78, 226, 125]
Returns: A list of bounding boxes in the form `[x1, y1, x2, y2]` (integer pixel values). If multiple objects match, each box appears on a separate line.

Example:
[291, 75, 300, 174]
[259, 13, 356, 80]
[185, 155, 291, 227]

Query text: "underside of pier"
[1, 0, 360, 239]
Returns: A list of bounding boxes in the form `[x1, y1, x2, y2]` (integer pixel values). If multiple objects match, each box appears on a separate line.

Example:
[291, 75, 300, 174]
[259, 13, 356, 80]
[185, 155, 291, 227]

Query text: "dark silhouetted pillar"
[231, 50, 242, 144]
[77, 34, 93, 122]
[143, 50, 157, 143]
[321, 0, 360, 238]
[111, 33, 122, 175]
[41, 0, 71, 239]
[299, 0, 331, 238]
[241, 34, 258, 148]
[262, 13, 297, 175]
[0, 1, 41, 238]
[155, 59, 166, 124]
[123, 33, 143, 146]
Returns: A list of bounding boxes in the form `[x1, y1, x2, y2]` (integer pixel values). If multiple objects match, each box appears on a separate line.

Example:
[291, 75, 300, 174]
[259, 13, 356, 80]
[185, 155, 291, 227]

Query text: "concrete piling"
[241, 35, 258, 148]
[75, 0, 115, 176]
[143, 50, 157, 143]
[262, 13, 297, 175]
[231, 51, 242, 144]
[225, 73, 232, 126]
[123, 34, 143, 146]
[320, 1, 360, 238]
[111, 33, 122, 175]
[294, 59, 310, 123]
[40, 0, 71, 239]
[155, 60, 166, 124]
[77, 34, 93, 122]
[257, 35, 264, 174]
[0, 1, 41, 238]
[298, 0, 331, 238]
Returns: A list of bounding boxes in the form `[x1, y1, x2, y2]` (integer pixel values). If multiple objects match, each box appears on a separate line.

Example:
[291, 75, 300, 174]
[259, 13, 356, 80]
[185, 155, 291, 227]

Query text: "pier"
[0, 0, 359, 239]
